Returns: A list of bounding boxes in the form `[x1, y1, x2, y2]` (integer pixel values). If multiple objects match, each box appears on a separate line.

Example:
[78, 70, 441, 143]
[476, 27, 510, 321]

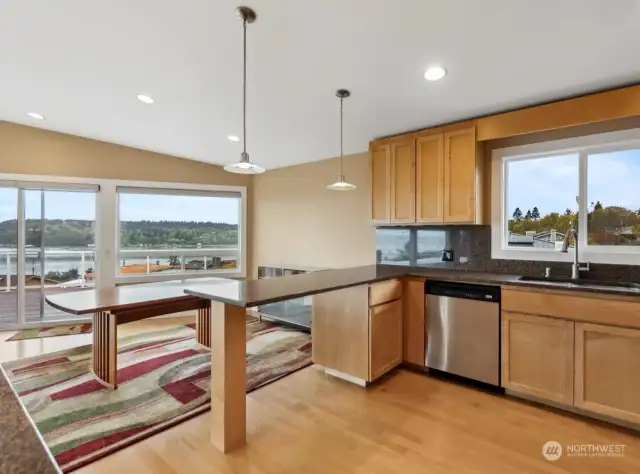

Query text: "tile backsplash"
[376, 225, 640, 282]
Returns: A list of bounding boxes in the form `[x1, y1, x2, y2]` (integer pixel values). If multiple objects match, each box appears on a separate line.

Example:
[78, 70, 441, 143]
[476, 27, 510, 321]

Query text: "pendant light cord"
[340, 95, 344, 175]
[242, 17, 247, 155]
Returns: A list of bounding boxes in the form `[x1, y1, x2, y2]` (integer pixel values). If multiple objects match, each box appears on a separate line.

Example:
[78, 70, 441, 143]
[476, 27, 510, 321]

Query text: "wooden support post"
[92, 311, 118, 388]
[210, 301, 247, 452]
[196, 305, 211, 348]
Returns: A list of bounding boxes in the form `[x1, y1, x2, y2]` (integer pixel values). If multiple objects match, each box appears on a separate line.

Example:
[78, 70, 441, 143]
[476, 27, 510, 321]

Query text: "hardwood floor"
[1, 317, 639, 473]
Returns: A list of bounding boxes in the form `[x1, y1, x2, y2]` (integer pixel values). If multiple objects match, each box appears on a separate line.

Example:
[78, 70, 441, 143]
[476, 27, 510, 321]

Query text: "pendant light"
[224, 6, 265, 174]
[327, 89, 356, 191]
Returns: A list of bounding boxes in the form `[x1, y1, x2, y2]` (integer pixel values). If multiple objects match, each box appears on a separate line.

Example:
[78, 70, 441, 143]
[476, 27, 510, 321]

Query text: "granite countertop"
[260, 263, 330, 272]
[0, 367, 60, 474]
[184, 264, 640, 307]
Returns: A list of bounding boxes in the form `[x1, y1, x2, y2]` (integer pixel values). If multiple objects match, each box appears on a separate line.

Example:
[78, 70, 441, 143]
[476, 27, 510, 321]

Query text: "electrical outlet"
[459, 256, 468, 264]
[441, 249, 454, 262]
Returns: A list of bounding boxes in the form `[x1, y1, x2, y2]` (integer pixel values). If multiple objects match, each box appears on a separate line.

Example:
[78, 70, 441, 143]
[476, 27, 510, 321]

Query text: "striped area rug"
[7, 323, 93, 341]
[2, 320, 312, 472]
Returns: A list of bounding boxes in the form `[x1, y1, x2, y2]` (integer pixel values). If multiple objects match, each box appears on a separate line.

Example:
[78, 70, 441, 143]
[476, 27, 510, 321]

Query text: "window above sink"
[491, 128, 640, 265]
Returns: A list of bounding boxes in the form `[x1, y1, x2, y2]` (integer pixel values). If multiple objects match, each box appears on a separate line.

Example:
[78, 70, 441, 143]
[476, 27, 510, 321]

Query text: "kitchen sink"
[517, 276, 640, 290]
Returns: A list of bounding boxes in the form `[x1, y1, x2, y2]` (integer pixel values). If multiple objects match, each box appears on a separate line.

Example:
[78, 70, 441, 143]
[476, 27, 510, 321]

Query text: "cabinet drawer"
[502, 287, 640, 329]
[369, 279, 401, 306]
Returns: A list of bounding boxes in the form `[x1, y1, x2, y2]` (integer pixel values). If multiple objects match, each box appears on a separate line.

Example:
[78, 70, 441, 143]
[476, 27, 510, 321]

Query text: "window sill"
[492, 247, 640, 266]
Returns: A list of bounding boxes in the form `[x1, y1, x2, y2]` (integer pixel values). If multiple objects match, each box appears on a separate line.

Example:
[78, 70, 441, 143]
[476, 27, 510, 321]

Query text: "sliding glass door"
[0, 183, 97, 329]
[0, 187, 19, 328]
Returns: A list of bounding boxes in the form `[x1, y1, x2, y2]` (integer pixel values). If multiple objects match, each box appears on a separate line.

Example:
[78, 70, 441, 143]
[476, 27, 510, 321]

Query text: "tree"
[66, 268, 80, 280]
[565, 208, 573, 216]
[593, 201, 603, 211]
[531, 207, 540, 220]
[168, 256, 181, 266]
[525, 210, 532, 220]
[512, 208, 523, 221]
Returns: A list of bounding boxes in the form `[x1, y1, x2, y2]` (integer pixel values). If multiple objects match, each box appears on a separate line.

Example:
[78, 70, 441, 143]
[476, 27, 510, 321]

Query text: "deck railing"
[0, 246, 240, 292]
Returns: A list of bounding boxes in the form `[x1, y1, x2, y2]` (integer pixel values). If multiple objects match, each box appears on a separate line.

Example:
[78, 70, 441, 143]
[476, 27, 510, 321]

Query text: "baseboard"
[323, 367, 367, 387]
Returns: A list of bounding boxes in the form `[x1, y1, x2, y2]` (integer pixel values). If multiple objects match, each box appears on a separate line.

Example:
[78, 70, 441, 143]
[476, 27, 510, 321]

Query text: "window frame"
[0, 173, 247, 288]
[491, 128, 640, 265]
[114, 180, 246, 284]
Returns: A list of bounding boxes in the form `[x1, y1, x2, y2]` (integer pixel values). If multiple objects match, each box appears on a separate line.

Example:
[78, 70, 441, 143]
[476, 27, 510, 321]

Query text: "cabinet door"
[312, 286, 370, 380]
[369, 299, 402, 381]
[416, 134, 444, 223]
[371, 144, 391, 223]
[390, 140, 416, 223]
[402, 279, 425, 366]
[443, 127, 476, 223]
[575, 323, 640, 424]
[501, 312, 574, 405]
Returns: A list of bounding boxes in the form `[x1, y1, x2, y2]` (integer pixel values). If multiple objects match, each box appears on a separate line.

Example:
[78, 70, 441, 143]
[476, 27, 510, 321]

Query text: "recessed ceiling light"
[27, 112, 45, 120]
[227, 135, 240, 142]
[424, 66, 447, 81]
[136, 94, 154, 104]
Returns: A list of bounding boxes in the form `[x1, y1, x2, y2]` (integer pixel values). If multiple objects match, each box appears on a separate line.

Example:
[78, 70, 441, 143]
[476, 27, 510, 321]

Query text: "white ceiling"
[1, 0, 639, 170]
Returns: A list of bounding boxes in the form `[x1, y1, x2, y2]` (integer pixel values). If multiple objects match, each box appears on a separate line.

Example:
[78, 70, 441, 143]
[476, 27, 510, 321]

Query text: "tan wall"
[252, 152, 375, 275]
[0, 122, 253, 272]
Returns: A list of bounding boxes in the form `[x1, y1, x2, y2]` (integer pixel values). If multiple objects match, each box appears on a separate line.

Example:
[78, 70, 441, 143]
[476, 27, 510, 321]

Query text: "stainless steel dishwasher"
[425, 281, 501, 386]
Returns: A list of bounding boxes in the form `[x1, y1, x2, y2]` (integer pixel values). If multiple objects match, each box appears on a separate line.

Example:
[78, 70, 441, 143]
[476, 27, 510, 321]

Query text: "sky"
[0, 190, 239, 224]
[507, 149, 640, 217]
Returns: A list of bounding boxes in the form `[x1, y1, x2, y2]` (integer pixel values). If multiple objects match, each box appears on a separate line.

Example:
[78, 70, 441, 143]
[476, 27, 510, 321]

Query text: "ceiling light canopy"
[136, 94, 154, 104]
[224, 6, 265, 175]
[424, 66, 447, 81]
[27, 112, 45, 120]
[327, 89, 356, 191]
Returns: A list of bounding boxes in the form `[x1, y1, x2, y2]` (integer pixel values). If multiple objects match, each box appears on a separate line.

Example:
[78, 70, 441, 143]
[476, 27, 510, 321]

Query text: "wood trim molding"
[476, 85, 640, 141]
[369, 85, 640, 148]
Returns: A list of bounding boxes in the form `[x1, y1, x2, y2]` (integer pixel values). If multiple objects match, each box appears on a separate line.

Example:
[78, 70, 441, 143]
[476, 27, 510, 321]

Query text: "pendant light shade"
[327, 89, 356, 191]
[225, 6, 265, 174]
[224, 152, 265, 174]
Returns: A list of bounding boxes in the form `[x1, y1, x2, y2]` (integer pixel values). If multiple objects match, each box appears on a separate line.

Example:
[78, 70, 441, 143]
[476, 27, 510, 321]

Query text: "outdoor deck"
[0, 287, 89, 327]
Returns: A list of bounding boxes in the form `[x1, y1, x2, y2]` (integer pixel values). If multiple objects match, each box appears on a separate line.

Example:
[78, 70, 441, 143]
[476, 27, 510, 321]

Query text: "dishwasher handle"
[425, 280, 501, 303]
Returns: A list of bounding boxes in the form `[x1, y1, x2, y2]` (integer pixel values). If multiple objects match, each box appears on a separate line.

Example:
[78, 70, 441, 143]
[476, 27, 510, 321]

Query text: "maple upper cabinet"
[390, 139, 416, 223]
[370, 123, 483, 225]
[370, 143, 391, 223]
[416, 134, 444, 223]
[444, 126, 478, 223]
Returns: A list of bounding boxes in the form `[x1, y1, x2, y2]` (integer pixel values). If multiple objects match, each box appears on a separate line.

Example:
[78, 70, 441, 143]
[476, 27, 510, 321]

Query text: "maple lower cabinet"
[390, 139, 416, 223]
[402, 278, 426, 366]
[574, 323, 640, 424]
[444, 127, 478, 223]
[416, 134, 444, 223]
[370, 143, 391, 223]
[501, 312, 574, 405]
[312, 281, 402, 384]
[369, 299, 403, 380]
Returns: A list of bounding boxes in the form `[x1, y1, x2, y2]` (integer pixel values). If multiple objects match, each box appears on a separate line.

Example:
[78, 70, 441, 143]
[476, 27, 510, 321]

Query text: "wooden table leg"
[92, 311, 118, 388]
[210, 301, 247, 452]
[196, 305, 211, 348]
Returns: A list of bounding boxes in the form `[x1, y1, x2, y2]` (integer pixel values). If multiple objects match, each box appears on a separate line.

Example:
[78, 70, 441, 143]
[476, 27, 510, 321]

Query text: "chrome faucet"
[560, 222, 590, 279]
